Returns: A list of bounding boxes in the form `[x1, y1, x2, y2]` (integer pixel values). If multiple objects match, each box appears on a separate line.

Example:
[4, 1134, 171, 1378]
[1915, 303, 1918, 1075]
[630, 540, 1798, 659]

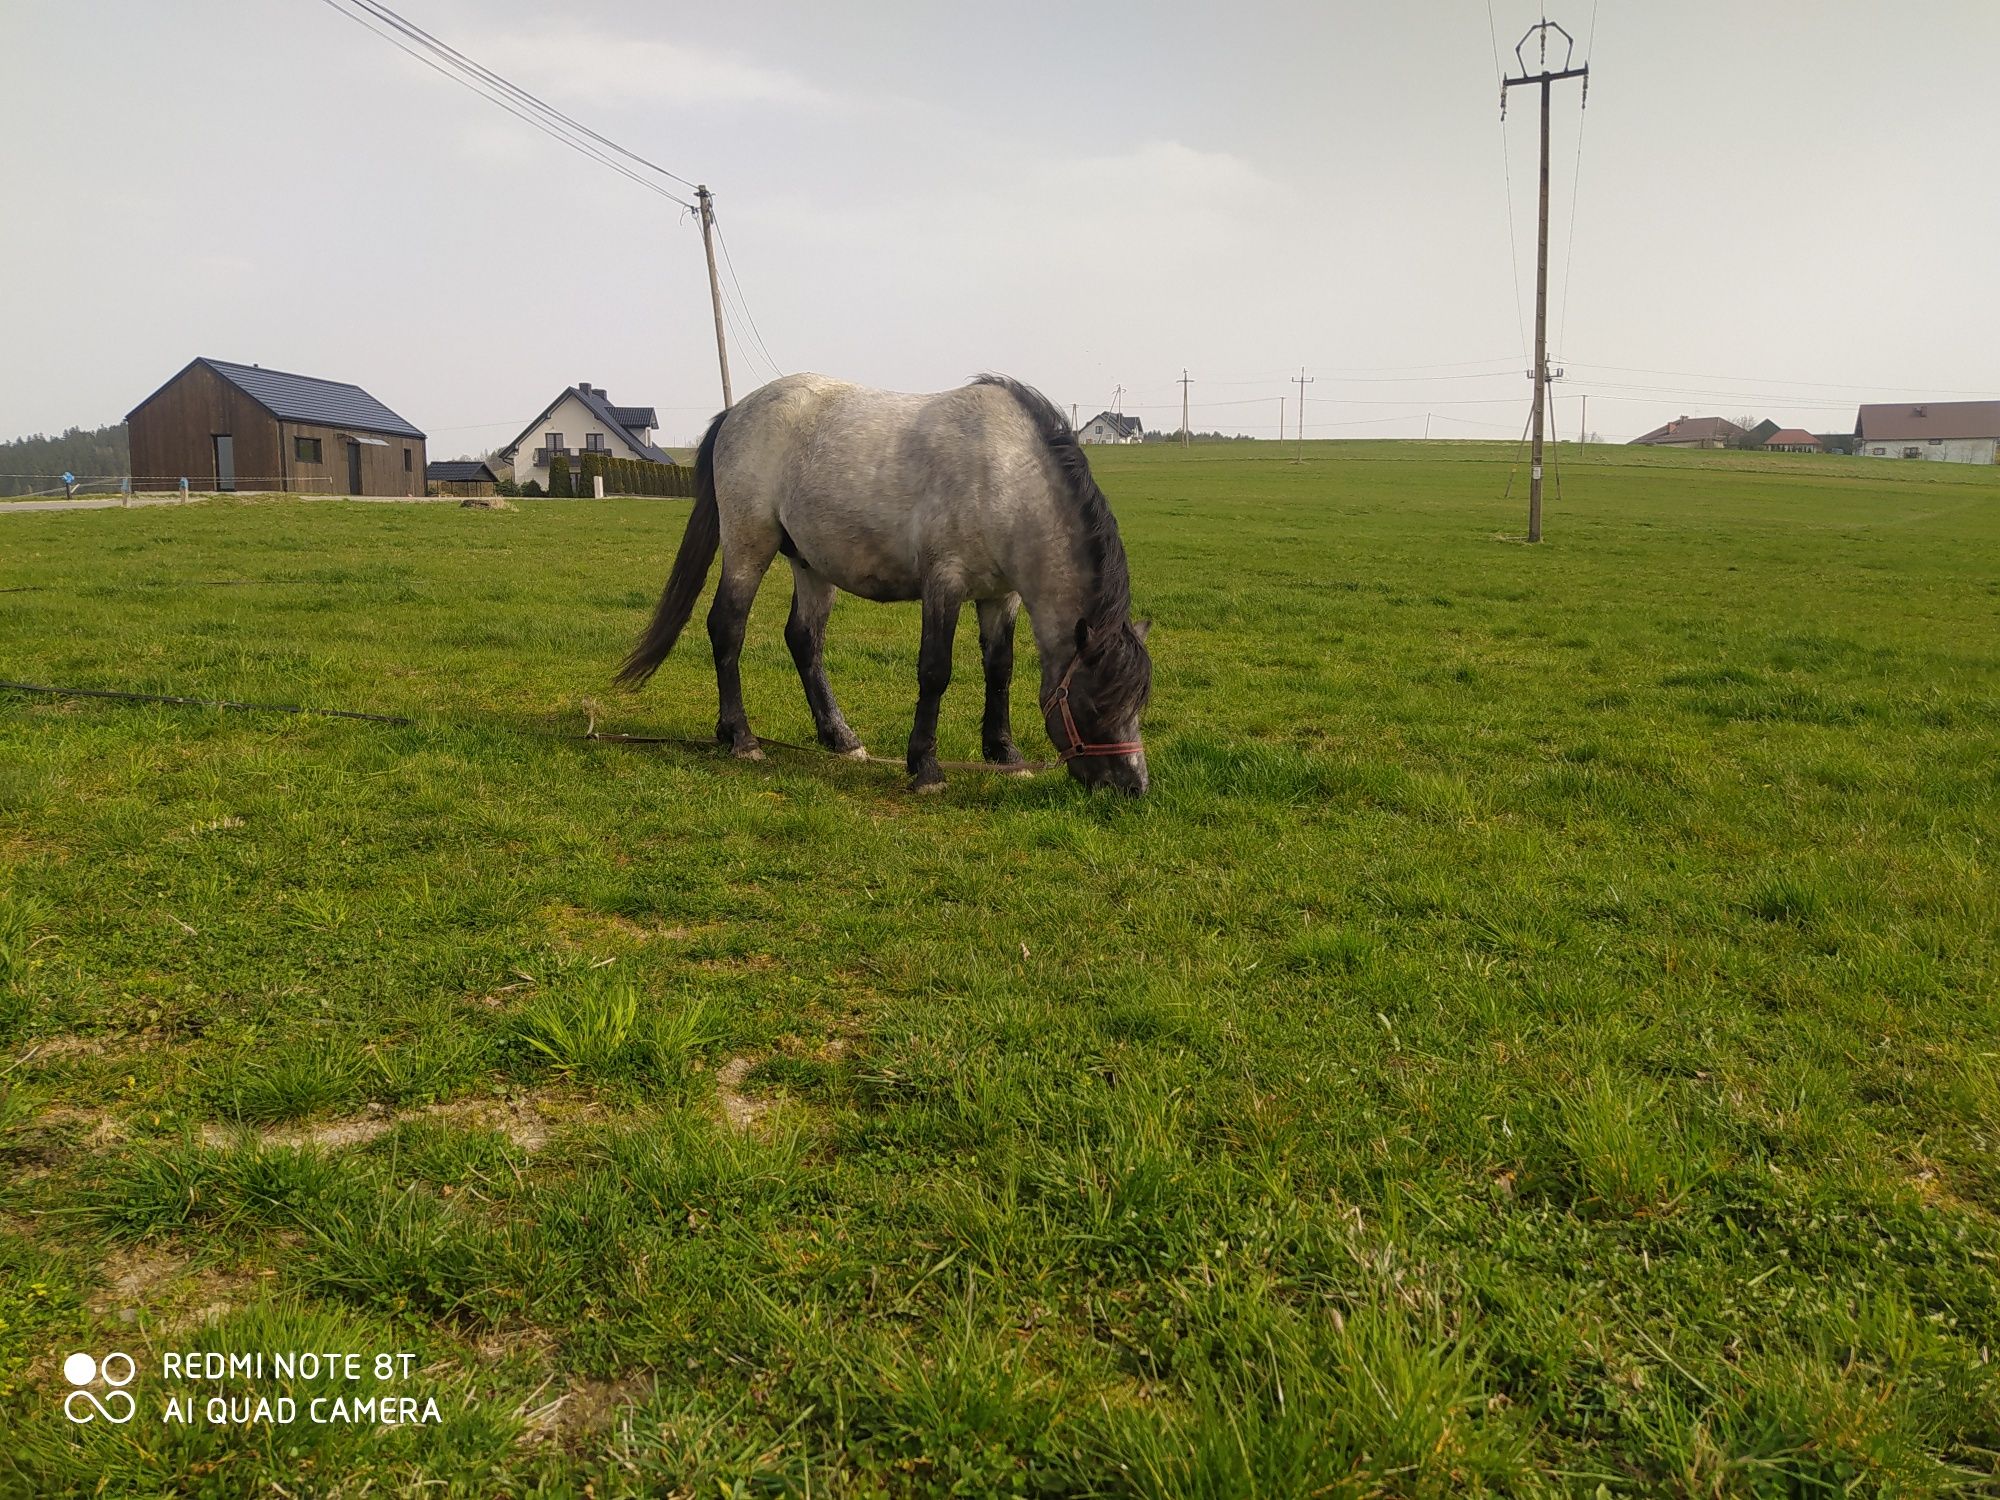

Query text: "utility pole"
[1580, 394, 1588, 444]
[1424, 413, 1433, 441]
[1502, 22, 1587, 542]
[1178, 369, 1192, 448]
[1277, 398, 1284, 443]
[1112, 383, 1126, 414]
[1290, 369, 1313, 463]
[1071, 402, 1078, 430]
[696, 185, 733, 407]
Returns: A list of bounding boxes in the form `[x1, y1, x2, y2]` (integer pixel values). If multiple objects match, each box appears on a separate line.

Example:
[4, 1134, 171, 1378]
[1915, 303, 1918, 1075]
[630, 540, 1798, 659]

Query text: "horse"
[616, 373, 1153, 795]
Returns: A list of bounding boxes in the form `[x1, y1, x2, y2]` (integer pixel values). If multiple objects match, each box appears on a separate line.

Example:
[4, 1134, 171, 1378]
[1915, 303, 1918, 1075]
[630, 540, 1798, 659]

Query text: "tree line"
[0, 424, 129, 497]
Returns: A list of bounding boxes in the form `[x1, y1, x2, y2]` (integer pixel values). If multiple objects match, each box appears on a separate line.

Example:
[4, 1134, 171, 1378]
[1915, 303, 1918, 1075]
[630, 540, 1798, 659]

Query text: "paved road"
[0, 493, 469, 515]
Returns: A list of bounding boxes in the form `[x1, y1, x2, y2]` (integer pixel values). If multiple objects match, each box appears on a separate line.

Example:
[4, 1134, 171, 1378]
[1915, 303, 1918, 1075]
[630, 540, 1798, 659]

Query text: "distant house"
[1761, 428, 1823, 453]
[497, 382, 671, 490]
[1739, 419, 1781, 450]
[1628, 415, 1745, 450]
[427, 459, 499, 496]
[1855, 401, 2000, 465]
[127, 357, 425, 495]
[1079, 411, 1143, 445]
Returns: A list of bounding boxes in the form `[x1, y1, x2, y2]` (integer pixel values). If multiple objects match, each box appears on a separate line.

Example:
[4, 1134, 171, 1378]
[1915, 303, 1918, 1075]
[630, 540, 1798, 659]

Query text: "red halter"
[1042, 653, 1144, 763]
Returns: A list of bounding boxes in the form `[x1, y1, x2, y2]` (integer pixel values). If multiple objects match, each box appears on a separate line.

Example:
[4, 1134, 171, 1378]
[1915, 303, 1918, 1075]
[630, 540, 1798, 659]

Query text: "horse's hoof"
[841, 745, 870, 761]
[913, 779, 946, 795]
[1005, 767, 1035, 779]
[733, 745, 765, 762]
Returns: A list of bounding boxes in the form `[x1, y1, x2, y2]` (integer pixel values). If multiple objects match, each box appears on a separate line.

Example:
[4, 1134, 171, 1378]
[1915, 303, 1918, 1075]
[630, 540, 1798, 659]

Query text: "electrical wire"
[1488, 0, 1530, 364]
[312, 0, 694, 209]
[711, 213, 784, 380]
[346, 0, 700, 190]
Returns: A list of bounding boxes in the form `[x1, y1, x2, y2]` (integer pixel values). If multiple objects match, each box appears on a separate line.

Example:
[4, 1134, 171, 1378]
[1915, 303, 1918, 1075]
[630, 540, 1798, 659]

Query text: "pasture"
[2, 440, 1998, 1496]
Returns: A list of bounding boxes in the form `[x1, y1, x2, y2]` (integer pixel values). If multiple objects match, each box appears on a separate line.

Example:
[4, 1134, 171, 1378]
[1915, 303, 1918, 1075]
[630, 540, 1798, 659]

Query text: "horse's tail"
[616, 408, 727, 688]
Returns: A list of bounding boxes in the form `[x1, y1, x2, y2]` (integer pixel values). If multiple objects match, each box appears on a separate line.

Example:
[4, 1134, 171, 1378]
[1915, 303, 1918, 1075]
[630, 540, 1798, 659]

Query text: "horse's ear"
[1132, 618, 1152, 644]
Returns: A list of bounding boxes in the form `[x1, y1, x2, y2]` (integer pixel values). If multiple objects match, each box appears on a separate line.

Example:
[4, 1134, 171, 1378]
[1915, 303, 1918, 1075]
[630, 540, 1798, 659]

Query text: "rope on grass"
[0, 680, 1059, 776]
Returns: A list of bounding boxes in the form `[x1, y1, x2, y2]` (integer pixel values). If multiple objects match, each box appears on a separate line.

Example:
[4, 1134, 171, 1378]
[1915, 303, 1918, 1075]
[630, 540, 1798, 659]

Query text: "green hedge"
[590, 454, 693, 498]
[548, 453, 574, 499]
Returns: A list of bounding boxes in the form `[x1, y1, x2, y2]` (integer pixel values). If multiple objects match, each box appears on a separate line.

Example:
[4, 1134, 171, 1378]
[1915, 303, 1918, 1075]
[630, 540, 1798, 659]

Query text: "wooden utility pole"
[1071, 402, 1078, 430]
[696, 185, 733, 407]
[1277, 398, 1284, 443]
[1179, 370, 1192, 448]
[1580, 394, 1588, 444]
[1112, 383, 1126, 414]
[1502, 22, 1587, 542]
[1291, 368, 1313, 463]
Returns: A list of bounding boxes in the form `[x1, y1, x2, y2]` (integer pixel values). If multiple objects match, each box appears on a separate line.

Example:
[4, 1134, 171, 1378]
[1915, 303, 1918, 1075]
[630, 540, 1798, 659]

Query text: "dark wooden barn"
[127, 358, 426, 496]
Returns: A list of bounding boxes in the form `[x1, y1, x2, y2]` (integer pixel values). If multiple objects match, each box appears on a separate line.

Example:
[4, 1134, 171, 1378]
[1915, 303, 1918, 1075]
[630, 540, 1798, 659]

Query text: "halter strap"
[1041, 654, 1144, 763]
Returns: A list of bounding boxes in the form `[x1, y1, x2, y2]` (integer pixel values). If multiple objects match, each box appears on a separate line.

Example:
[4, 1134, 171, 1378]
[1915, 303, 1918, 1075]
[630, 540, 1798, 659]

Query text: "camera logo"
[63, 1351, 136, 1424]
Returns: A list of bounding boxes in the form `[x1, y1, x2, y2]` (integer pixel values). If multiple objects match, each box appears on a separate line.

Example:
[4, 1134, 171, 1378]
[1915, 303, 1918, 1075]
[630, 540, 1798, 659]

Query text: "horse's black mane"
[972, 374, 1150, 722]
[970, 374, 1132, 629]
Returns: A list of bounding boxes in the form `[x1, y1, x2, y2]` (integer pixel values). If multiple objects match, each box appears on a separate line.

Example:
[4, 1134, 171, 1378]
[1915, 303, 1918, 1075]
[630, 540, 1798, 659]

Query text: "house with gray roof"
[496, 382, 672, 490]
[1079, 411, 1144, 445]
[126, 357, 426, 495]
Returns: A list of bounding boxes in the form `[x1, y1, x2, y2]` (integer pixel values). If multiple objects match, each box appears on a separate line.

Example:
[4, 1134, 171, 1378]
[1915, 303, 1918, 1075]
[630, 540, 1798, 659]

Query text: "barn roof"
[196, 358, 424, 438]
[1763, 428, 1821, 447]
[427, 460, 497, 482]
[1628, 415, 1743, 445]
[1855, 400, 2000, 441]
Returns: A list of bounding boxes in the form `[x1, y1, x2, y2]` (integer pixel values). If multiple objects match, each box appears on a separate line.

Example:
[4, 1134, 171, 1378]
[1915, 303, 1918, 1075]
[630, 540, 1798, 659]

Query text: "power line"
[312, 0, 694, 209]
[712, 212, 784, 381]
[1489, 0, 1530, 363]
[1554, 0, 1596, 355]
[346, 0, 700, 191]
[1565, 361, 2000, 398]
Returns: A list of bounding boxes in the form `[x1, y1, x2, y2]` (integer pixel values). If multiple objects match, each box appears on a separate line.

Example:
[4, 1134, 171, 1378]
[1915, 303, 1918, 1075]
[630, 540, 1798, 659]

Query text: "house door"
[213, 434, 235, 491]
[346, 441, 364, 495]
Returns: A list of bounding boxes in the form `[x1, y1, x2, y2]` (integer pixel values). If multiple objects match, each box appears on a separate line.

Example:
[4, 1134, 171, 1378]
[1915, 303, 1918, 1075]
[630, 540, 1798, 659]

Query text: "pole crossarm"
[1503, 65, 1588, 87]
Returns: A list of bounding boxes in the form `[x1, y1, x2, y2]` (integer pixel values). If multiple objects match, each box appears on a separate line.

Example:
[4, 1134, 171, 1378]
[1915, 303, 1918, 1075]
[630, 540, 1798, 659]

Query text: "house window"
[546, 432, 563, 452]
[294, 436, 322, 463]
[1872, 447, 1886, 456]
[585, 433, 607, 451]
[404, 447, 413, 471]
[1928, 438, 1942, 445]
[1902, 447, 1922, 459]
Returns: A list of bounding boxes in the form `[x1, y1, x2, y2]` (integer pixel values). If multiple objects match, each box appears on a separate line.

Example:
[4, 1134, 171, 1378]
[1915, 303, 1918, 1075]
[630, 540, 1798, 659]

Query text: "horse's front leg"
[907, 589, 962, 791]
[976, 594, 1027, 769]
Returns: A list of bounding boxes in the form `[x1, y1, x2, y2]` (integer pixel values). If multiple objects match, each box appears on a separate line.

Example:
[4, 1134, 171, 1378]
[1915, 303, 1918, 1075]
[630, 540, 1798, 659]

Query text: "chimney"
[578, 382, 595, 396]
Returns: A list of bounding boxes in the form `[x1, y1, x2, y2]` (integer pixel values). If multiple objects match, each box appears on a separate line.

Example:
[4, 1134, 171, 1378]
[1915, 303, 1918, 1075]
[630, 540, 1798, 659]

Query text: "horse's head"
[1047, 617, 1152, 795]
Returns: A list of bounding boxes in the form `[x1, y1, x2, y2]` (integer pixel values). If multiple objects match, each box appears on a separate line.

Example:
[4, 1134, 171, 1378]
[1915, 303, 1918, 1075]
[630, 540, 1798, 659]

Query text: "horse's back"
[715, 375, 1054, 601]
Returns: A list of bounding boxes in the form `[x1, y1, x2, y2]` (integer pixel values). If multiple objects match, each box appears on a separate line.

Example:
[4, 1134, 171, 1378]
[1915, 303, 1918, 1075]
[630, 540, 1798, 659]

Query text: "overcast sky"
[4, 1, 1995, 452]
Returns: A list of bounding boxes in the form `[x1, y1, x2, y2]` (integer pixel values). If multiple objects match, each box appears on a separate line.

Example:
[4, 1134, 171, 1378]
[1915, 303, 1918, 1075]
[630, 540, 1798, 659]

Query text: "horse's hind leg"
[708, 546, 776, 759]
[785, 561, 865, 757]
[906, 586, 963, 792]
[976, 594, 1027, 769]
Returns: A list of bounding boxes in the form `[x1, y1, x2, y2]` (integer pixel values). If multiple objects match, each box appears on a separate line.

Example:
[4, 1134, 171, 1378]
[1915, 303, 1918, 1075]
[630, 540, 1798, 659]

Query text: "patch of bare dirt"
[715, 1057, 769, 1132]
[85, 1246, 259, 1331]
[542, 904, 708, 952]
[517, 1372, 656, 1445]
[198, 1090, 585, 1154]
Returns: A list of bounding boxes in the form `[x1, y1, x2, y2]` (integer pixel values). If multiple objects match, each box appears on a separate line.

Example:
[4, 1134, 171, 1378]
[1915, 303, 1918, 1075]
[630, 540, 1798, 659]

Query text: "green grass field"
[3, 440, 1998, 1496]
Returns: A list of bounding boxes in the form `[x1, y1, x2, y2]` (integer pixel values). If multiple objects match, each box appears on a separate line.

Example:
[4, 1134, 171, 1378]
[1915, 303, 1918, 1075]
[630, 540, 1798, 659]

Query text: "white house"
[1079, 411, 1143, 445]
[497, 382, 671, 490]
[1855, 401, 2000, 465]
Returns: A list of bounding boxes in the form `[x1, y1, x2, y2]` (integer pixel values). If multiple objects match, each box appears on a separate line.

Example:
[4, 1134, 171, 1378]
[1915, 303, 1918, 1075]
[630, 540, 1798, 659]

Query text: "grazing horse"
[616, 373, 1152, 794]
